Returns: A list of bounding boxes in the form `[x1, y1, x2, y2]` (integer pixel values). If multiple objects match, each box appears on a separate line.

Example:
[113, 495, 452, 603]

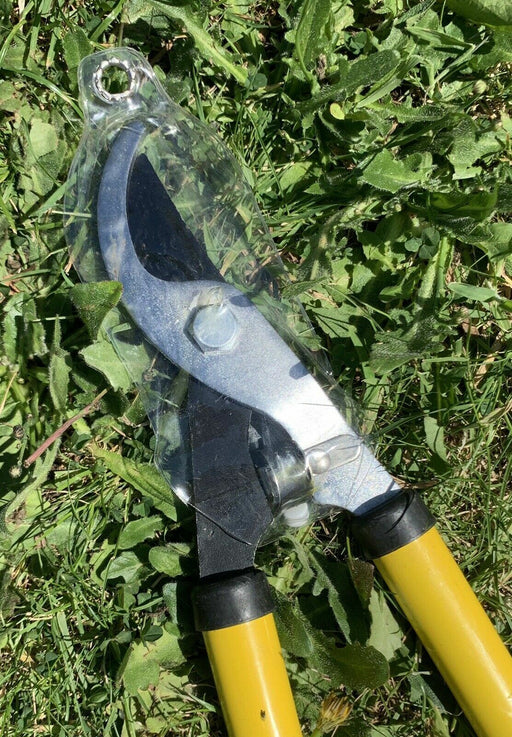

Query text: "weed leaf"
[367, 590, 403, 661]
[90, 445, 177, 520]
[80, 339, 131, 391]
[275, 597, 388, 689]
[331, 642, 389, 690]
[148, 544, 191, 577]
[447, 282, 499, 302]
[345, 50, 401, 98]
[446, 0, 512, 27]
[49, 351, 70, 414]
[29, 120, 59, 159]
[361, 150, 432, 193]
[311, 552, 370, 643]
[106, 551, 143, 582]
[70, 281, 123, 340]
[119, 625, 185, 695]
[294, 0, 331, 74]
[49, 321, 70, 415]
[117, 516, 164, 550]
[61, 28, 93, 72]
[347, 558, 374, 608]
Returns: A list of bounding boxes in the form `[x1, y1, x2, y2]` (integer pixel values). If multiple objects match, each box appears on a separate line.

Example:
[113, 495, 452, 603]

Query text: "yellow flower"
[313, 692, 353, 735]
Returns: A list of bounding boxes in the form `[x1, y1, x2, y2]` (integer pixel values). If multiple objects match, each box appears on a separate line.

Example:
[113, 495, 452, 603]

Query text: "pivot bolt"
[191, 303, 239, 352]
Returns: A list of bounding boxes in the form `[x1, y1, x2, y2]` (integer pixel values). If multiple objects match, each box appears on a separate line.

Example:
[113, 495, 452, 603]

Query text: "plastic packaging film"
[64, 47, 400, 546]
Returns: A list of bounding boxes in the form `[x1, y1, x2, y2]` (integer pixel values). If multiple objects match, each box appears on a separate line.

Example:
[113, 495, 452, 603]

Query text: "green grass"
[1, 1, 512, 736]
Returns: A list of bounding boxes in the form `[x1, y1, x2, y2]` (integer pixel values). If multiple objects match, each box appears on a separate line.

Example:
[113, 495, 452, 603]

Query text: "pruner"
[66, 49, 512, 737]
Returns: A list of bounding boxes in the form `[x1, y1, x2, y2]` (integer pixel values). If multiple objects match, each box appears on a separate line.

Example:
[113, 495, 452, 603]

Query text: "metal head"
[96, 120, 400, 538]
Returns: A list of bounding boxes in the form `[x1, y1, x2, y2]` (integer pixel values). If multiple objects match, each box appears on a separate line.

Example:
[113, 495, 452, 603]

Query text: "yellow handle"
[203, 613, 303, 737]
[375, 526, 512, 737]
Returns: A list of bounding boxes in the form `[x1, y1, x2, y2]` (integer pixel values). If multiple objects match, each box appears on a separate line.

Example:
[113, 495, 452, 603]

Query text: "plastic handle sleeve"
[375, 526, 512, 737]
[202, 612, 303, 737]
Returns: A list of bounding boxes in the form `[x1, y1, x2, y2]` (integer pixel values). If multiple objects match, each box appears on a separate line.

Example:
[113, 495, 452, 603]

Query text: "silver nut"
[282, 502, 310, 528]
[191, 303, 239, 352]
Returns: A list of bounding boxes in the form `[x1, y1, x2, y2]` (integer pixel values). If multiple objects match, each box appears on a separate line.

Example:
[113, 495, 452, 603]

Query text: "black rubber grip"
[351, 489, 435, 559]
[192, 569, 275, 632]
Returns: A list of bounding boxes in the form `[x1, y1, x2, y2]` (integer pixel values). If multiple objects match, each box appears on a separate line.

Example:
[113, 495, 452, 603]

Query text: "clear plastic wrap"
[65, 48, 399, 544]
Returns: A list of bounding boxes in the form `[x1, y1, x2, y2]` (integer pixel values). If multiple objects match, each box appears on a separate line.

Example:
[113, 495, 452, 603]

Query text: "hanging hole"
[100, 65, 131, 94]
[93, 60, 138, 103]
